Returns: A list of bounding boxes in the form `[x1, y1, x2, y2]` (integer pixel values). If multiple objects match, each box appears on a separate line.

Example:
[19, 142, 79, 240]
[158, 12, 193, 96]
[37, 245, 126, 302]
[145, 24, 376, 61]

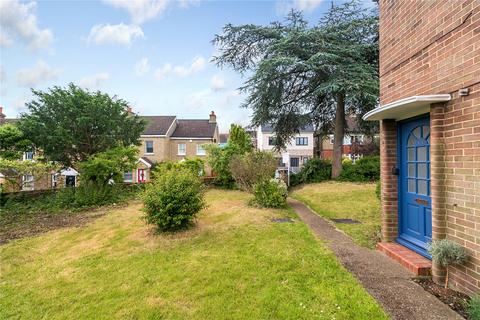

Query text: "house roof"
[171, 120, 216, 138]
[140, 116, 176, 135]
[219, 133, 229, 143]
[260, 124, 315, 133]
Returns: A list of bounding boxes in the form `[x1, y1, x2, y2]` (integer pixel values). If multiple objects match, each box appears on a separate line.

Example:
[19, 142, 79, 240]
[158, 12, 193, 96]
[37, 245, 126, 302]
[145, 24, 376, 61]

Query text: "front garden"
[0, 188, 387, 319]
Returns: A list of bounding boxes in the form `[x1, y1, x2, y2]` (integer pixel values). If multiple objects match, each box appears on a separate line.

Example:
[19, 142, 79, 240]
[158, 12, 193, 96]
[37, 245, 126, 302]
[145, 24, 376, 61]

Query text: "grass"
[291, 181, 381, 249]
[0, 188, 387, 319]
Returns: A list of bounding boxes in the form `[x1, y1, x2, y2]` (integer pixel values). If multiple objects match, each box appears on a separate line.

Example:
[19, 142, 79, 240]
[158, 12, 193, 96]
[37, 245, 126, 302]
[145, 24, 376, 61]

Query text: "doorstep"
[377, 242, 432, 276]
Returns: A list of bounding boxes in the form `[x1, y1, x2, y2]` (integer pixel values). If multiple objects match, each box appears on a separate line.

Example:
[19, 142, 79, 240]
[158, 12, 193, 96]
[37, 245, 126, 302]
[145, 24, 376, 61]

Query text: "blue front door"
[398, 116, 432, 258]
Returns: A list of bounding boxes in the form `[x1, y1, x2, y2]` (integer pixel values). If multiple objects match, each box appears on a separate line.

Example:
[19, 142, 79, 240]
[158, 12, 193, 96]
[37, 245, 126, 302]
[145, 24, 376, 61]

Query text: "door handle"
[415, 198, 428, 205]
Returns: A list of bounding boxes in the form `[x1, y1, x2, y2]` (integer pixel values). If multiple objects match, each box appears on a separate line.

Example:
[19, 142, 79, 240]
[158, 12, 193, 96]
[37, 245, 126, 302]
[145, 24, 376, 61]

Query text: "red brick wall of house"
[380, 0, 480, 294]
[320, 145, 353, 159]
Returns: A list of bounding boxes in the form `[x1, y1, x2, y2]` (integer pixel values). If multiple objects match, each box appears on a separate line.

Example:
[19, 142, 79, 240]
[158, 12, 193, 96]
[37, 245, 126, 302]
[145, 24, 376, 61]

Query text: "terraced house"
[127, 111, 219, 183]
[365, 0, 480, 294]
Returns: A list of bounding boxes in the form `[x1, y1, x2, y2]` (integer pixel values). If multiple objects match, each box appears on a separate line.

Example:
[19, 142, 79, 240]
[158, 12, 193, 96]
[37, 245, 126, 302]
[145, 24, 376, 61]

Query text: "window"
[302, 156, 309, 165]
[295, 137, 308, 146]
[22, 174, 34, 190]
[123, 171, 133, 182]
[24, 151, 34, 160]
[178, 143, 186, 155]
[145, 141, 154, 154]
[350, 135, 364, 144]
[268, 137, 277, 146]
[51, 174, 58, 188]
[290, 157, 300, 167]
[196, 144, 206, 156]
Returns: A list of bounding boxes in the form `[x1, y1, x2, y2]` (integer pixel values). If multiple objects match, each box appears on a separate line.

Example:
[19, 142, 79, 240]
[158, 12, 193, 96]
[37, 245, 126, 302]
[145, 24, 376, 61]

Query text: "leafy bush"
[252, 178, 288, 208]
[0, 183, 142, 215]
[205, 124, 252, 188]
[78, 147, 138, 185]
[468, 294, 480, 320]
[142, 168, 205, 231]
[290, 158, 332, 186]
[337, 156, 380, 182]
[153, 158, 205, 178]
[229, 151, 277, 192]
[428, 239, 468, 289]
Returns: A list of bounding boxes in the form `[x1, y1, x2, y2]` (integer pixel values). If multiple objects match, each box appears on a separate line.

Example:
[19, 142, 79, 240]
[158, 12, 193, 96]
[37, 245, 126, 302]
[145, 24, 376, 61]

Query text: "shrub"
[468, 294, 480, 320]
[78, 147, 138, 185]
[205, 124, 252, 188]
[290, 158, 332, 186]
[252, 178, 288, 208]
[152, 158, 205, 178]
[229, 151, 277, 192]
[428, 239, 468, 289]
[337, 156, 380, 182]
[142, 168, 205, 231]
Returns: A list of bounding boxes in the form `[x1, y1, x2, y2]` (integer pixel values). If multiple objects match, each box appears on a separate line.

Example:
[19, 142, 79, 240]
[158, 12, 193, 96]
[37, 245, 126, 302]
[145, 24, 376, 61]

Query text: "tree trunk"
[332, 93, 345, 178]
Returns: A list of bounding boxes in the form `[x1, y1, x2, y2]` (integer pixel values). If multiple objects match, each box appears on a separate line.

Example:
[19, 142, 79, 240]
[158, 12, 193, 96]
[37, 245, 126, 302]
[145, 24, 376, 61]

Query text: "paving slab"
[288, 198, 463, 320]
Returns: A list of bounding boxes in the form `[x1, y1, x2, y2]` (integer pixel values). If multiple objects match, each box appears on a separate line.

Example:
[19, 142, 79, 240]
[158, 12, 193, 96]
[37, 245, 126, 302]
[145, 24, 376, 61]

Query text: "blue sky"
[1, 0, 343, 131]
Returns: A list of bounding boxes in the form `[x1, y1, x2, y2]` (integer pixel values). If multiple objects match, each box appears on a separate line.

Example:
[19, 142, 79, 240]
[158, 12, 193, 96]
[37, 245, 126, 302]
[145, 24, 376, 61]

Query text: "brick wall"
[380, 0, 480, 294]
[380, 120, 398, 242]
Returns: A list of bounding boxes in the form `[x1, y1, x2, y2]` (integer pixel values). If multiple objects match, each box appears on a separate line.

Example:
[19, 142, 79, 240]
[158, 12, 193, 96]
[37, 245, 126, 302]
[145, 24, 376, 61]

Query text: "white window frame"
[178, 143, 186, 156]
[302, 156, 309, 165]
[22, 174, 34, 191]
[196, 144, 206, 156]
[23, 151, 34, 161]
[145, 141, 154, 154]
[123, 171, 133, 182]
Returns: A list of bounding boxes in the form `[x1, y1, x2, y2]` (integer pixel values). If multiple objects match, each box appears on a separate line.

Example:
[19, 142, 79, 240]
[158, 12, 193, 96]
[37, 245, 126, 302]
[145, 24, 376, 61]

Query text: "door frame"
[396, 114, 432, 259]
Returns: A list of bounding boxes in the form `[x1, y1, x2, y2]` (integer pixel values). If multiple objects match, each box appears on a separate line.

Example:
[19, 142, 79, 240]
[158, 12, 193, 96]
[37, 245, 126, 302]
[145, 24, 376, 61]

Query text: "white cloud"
[178, 0, 201, 9]
[293, 0, 323, 12]
[0, 0, 54, 51]
[154, 56, 206, 80]
[134, 57, 150, 76]
[153, 63, 172, 80]
[103, 0, 169, 25]
[16, 60, 61, 87]
[78, 72, 110, 90]
[277, 0, 323, 14]
[86, 23, 144, 46]
[210, 74, 226, 91]
[14, 95, 30, 111]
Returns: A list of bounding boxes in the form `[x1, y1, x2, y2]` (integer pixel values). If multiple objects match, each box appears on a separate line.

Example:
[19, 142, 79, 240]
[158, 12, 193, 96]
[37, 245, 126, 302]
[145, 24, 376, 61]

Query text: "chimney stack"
[209, 111, 216, 123]
[0, 107, 5, 124]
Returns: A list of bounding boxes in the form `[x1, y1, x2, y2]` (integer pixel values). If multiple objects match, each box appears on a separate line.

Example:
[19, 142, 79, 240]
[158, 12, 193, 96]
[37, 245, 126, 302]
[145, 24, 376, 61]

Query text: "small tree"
[0, 124, 32, 160]
[206, 124, 252, 188]
[428, 239, 468, 289]
[229, 150, 277, 192]
[78, 147, 138, 185]
[142, 167, 205, 231]
[19, 83, 145, 168]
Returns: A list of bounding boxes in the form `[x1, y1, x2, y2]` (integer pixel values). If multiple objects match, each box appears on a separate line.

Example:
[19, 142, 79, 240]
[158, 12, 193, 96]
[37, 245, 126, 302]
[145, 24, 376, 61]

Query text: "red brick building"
[364, 1, 480, 294]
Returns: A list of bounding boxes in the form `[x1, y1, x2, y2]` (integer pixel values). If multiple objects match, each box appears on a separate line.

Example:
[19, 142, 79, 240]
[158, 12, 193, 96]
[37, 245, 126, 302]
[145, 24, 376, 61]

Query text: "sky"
[1, 0, 350, 132]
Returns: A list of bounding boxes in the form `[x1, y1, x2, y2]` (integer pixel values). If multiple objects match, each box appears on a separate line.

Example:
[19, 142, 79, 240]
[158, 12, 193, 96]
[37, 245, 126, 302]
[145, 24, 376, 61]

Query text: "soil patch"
[414, 277, 470, 319]
[0, 206, 118, 245]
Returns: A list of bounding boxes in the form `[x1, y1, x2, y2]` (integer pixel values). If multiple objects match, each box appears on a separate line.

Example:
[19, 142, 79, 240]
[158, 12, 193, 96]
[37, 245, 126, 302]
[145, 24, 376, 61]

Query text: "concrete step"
[377, 242, 432, 276]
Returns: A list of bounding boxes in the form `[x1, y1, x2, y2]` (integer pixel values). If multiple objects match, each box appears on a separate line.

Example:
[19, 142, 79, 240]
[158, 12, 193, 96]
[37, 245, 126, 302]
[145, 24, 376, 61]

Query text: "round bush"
[142, 168, 205, 231]
[253, 178, 288, 208]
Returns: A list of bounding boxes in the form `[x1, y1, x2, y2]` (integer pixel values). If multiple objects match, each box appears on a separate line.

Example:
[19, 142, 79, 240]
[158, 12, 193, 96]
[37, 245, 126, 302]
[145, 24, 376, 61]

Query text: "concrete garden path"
[288, 198, 462, 320]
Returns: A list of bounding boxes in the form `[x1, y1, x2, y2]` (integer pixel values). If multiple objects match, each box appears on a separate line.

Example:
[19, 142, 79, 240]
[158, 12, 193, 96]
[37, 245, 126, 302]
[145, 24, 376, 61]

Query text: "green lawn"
[0, 189, 386, 319]
[291, 181, 381, 249]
